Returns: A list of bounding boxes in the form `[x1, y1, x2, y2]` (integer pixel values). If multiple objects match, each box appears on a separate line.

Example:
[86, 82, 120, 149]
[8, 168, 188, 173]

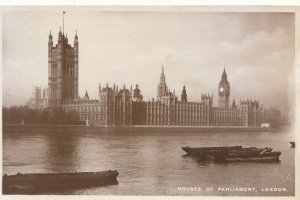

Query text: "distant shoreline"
[2, 124, 273, 133]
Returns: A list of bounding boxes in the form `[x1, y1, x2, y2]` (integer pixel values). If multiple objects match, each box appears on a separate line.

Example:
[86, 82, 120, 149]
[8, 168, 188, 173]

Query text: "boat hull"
[224, 154, 280, 162]
[182, 146, 281, 162]
[3, 170, 119, 194]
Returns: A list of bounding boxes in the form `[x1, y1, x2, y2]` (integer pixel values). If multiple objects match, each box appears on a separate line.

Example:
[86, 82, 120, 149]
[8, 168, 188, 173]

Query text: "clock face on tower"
[219, 87, 224, 92]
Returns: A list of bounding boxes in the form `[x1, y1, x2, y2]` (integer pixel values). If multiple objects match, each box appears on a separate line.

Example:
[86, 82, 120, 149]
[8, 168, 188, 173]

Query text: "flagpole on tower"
[63, 11, 65, 34]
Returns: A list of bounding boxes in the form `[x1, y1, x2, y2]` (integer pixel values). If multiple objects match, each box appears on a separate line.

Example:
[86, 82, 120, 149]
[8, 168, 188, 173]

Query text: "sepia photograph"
[1, 5, 299, 198]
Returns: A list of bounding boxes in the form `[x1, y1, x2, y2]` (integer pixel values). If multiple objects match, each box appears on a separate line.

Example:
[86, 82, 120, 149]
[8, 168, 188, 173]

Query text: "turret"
[74, 30, 78, 47]
[83, 90, 89, 100]
[48, 30, 53, 54]
[232, 99, 237, 108]
[48, 30, 53, 46]
[58, 27, 63, 43]
[181, 85, 187, 103]
[201, 93, 213, 107]
[48, 30, 53, 99]
[65, 33, 68, 43]
[72, 30, 79, 99]
[132, 84, 143, 102]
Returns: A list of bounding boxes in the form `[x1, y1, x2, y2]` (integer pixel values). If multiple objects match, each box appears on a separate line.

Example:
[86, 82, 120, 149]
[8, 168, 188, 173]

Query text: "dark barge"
[3, 170, 119, 194]
[182, 146, 281, 162]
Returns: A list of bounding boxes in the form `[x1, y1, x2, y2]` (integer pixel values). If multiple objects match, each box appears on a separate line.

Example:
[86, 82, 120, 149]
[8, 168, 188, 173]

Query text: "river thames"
[2, 126, 295, 196]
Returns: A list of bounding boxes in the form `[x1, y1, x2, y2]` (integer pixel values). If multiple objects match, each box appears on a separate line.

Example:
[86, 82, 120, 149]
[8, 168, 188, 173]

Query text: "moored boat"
[3, 170, 119, 194]
[182, 146, 281, 162]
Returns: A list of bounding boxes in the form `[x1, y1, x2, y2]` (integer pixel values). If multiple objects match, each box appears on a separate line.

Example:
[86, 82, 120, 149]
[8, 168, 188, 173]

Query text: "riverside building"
[26, 29, 281, 127]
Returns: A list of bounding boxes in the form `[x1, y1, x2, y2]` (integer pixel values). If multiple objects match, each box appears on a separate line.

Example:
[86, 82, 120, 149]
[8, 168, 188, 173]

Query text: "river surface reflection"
[3, 127, 295, 195]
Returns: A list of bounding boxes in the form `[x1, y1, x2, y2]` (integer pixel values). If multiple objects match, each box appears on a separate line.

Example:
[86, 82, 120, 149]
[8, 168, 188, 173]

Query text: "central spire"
[157, 65, 168, 99]
[160, 65, 166, 83]
[161, 65, 165, 79]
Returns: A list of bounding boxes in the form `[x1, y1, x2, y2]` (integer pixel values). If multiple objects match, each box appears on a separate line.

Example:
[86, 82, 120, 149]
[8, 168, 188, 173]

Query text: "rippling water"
[3, 127, 295, 196]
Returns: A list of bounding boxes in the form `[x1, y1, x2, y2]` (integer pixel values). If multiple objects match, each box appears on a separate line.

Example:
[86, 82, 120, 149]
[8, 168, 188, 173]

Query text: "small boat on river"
[3, 170, 119, 194]
[182, 146, 281, 162]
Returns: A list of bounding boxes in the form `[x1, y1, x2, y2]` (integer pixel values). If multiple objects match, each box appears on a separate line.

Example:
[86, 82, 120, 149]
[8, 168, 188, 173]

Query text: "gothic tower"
[157, 66, 168, 100]
[181, 85, 187, 103]
[218, 68, 230, 108]
[48, 29, 78, 107]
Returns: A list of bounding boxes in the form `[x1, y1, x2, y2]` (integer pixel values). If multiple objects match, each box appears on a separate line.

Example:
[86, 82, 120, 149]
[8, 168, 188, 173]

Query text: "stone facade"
[26, 86, 48, 110]
[27, 30, 282, 127]
[62, 95, 100, 126]
[98, 84, 133, 127]
[142, 68, 264, 127]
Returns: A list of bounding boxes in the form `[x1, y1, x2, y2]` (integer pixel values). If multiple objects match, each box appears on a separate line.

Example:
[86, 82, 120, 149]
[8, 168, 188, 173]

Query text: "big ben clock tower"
[218, 68, 230, 108]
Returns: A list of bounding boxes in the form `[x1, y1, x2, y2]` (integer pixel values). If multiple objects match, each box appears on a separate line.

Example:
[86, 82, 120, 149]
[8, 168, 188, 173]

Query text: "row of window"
[147, 110, 210, 115]
[65, 106, 101, 112]
[146, 119, 209, 125]
[147, 106, 210, 111]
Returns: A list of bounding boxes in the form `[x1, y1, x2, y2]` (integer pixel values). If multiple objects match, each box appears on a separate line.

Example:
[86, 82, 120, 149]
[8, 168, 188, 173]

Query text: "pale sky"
[2, 10, 295, 116]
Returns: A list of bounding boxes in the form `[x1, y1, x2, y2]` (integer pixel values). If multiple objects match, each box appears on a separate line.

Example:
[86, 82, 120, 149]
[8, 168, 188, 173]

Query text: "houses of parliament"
[26, 28, 281, 127]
